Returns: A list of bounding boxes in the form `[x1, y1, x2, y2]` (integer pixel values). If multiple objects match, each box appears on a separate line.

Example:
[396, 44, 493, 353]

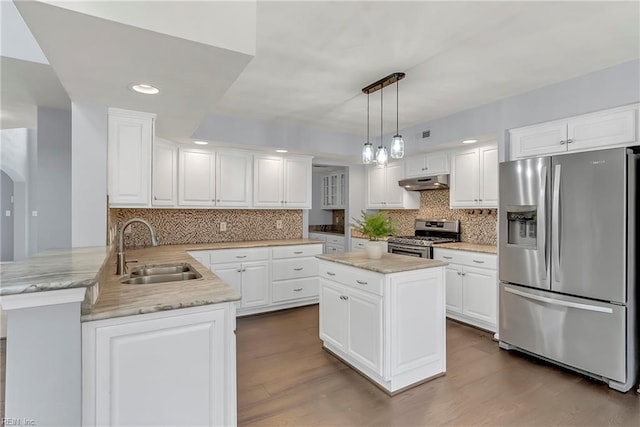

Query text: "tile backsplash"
[385, 189, 497, 245]
[110, 209, 303, 248]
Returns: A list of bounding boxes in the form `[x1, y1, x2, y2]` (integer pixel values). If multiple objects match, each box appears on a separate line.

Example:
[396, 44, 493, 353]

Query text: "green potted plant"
[350, 211, 397, 259]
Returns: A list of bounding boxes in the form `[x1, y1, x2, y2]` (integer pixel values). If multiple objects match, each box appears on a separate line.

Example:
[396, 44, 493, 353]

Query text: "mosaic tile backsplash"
[110, 209, 303, 248]
[385, 189, 497, 245]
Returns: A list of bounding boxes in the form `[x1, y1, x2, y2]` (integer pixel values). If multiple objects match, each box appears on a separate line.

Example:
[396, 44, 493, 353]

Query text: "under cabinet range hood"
[398, 175, 449, 191]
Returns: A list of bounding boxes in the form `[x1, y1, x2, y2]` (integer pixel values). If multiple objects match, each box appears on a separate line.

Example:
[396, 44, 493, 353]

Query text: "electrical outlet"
[220, 221, 227, 232]
[276, 220, 283, 229]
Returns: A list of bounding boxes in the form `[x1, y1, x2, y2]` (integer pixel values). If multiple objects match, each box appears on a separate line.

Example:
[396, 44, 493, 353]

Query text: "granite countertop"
[316, 252, 446, 274]
[0, 246, 111, 296]
[434, 242, 497, 254]
[82, 239, 323, 322]
[309, 230, 345, 236]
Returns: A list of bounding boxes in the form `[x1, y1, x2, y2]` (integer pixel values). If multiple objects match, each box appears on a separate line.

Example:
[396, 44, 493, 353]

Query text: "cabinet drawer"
[319, 261, 384, 296]
[433, 248, 496, 269]
[272, 277, 319, 302]
[309, 233, 326, 242]
[209, 247, 269, 264]
[272, 258, 318, 280]
[326, 235, 345, 245]
[272, 244, 323, 259]
[325, 243, 344, 254]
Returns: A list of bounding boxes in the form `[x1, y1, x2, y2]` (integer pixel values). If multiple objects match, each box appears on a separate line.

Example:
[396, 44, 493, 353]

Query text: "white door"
[108, 112, 153, 206]
[240, 261, 269, 308]
[216, 151, 251, 207]
[568, 107, 637, 151]
[283, 157, 311, 208]
[152, 139, 177, 206]
[366, 166, 386, 208]
[450, 149, 479, 208]
[210, 263, 242, 296]
[253, 155, 284, 207]
[319, 280, 347, 350]
[425, 152, 450, 175]
[509, 122, 567, 159]
[462, 266, 497, 325]
[346, 288, 383, 375]
[444, 264, 463, 314]
[478, 146, 498, 207]
[321, 175, 330, 209]
[178, 149, 215, 206]
[404, 155, 426, 178]
[92, 309, 227, 426]
[384, 162, 405, 207]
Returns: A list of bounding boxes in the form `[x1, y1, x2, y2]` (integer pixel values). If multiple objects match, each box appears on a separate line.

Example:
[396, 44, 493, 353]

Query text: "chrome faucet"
[116, 218, 160, 275]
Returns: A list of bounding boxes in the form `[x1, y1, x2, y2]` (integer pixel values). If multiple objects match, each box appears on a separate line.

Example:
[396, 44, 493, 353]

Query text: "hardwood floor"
[237, 305, 639, 426]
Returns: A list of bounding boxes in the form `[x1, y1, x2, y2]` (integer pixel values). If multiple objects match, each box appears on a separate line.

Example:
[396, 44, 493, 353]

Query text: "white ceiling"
[4, 1, 640, 145]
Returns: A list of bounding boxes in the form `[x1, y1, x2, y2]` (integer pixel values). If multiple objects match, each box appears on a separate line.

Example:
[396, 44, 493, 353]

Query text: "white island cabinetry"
[317, 253, 446, 394]
[82, 303, 237, 427]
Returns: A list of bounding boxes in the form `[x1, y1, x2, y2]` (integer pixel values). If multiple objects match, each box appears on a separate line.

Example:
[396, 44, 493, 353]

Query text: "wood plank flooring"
[237, 305, 639, 426]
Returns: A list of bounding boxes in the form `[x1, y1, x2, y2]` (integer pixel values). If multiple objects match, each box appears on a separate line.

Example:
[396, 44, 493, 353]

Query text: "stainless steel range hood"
[398, 175, 449, 191]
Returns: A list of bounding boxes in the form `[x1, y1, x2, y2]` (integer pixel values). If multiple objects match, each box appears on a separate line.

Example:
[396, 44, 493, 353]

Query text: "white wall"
[71, 103, 108, 248]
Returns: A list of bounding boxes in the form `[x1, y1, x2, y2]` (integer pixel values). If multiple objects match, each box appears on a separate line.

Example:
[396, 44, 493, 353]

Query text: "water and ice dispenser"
[506, 207, 537, 248]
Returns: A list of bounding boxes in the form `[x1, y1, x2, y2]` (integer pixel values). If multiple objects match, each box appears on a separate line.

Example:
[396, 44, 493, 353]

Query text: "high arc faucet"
[116, 218, 160, 275]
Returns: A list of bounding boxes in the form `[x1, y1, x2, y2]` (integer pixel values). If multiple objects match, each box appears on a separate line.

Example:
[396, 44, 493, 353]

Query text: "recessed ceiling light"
[462, 139, 478, 144]
[129, 83, 160, 95]
[193, 140, 209, 145]
[276, 149, 288, 153]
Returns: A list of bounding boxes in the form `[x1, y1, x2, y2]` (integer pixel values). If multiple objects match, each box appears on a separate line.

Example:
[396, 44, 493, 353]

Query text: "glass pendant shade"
[362, 142, 374, 164]
[375, 145, 388, 167]
[390, 134, 404, 159]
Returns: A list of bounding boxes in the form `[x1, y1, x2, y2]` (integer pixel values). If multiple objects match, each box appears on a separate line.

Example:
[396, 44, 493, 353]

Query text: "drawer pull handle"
[356, 280, 368, 285]
[472, 260, 485, 264]
[293, 288, 303, 292]
[293, 251, 303, 254]
[237, 269, 242, 273]
[443, 256, 453, 260]
[327, 272, 336, 276]
[236, 255, 247, 259]
[293, 267, 304, 271]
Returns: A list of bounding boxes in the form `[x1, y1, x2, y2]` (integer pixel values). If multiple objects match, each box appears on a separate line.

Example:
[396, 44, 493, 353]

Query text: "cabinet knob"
[462, 272, 466, 276]
[457, 272, 461, 276]
[566, 139, 574, 144]
[560, 140, 566, 145]
[474, 199, 478, 202]
[153, 196, 157, 201]
[237, 269, 242, 273]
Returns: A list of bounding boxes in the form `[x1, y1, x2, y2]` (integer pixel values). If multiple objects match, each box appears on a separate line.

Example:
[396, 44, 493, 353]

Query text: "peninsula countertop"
[82, 239, 323, 322]
[316, 252, 446, 274]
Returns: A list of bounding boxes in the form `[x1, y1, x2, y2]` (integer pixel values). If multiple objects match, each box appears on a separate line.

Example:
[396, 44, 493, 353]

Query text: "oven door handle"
[388, 244, 432, 258]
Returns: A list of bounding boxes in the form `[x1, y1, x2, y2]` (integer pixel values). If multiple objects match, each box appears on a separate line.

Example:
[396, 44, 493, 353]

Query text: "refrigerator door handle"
[538, 166, 548, 282]
[504, 287, 613, 314]
[552, 164, 562, 285]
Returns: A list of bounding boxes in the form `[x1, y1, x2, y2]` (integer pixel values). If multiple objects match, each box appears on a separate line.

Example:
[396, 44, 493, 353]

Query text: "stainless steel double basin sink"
[120, 263, 202, 285]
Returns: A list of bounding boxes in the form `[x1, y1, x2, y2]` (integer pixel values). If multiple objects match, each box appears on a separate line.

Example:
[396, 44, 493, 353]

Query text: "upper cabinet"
[366, 162, 419, 209]
[152, 138, 178, 206]
[404, 151, 450, 178]
[178, 148, 252, 208]
[108, 108, 155, 207]
[254, 155, 312, 209]
[321, 172, 346, 209]
[450, 145, 497, 209]
[509, 104, 638, 160]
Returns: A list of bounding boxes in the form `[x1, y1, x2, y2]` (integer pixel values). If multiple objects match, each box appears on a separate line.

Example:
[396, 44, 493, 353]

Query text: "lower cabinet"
[318, 260, 445, 393]
[82, 304, 237, 427]
[212, 260, 270, 309]
[433, 248, 497, 332]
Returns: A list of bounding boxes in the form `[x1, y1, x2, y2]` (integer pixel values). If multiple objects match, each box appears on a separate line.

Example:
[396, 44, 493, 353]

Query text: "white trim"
[0, 287, 87, 310]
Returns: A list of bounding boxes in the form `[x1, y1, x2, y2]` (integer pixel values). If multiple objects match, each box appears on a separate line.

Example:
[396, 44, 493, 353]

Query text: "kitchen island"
[316, 252, 447, 394]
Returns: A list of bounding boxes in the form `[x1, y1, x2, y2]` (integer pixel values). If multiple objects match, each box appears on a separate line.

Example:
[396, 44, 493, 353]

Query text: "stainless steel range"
[387, 219, 460, 258]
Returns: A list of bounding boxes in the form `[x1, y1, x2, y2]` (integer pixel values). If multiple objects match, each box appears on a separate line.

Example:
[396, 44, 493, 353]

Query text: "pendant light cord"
[367, 93, 370, 143]
[396, 79, 399, 135]
[380, 86, 383, 144]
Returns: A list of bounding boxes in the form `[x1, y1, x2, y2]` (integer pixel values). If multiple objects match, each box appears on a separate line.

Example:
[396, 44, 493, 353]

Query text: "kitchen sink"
[120, 263, 202, 285]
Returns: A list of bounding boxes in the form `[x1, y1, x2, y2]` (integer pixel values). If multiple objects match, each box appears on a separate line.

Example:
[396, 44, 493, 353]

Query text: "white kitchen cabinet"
[433, 247, 497, 332]
[178, 149, 251, 208]
[404, 151, 450, 178]
[509, 103, 638, 160]
[318, 260, 445, 393]
[108, 108, 155, 206]
[450, 145, 497, 208]
[366, 162, 419, 209]
[152, 138, 177, 206]
[271, 244, 321, 305]
[351, 237, 388, 253]
[254, 155, 312, 208]
[82, 304, 236, 427]
[321, 172, 346, 209]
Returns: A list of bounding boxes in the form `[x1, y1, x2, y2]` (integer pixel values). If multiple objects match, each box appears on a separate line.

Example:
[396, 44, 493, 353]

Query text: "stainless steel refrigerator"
[498, 147, 638, 392]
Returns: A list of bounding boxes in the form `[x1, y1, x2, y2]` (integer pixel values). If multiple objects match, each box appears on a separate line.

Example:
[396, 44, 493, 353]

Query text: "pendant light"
[390, 77, 404, 159]
[362, 92, 374, 164]
[375, 86, 388, 167]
